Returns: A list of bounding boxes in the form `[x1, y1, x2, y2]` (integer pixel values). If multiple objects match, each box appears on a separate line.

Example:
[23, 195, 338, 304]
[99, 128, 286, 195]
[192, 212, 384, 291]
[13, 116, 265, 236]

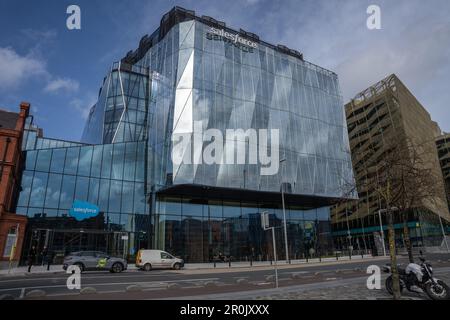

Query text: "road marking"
[0, 277, 220, 293]
[0, 272, 175, 284]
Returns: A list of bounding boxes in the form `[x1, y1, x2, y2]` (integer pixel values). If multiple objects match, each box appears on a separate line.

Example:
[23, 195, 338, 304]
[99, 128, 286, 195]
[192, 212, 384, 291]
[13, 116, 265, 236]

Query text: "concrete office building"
[14, 7, 355, 263]
[331, 74, 450, 254]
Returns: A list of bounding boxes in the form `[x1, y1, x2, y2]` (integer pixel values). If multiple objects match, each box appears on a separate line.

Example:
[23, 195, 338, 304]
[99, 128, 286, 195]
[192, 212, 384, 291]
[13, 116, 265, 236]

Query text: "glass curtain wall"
[153, 196, 332, 263]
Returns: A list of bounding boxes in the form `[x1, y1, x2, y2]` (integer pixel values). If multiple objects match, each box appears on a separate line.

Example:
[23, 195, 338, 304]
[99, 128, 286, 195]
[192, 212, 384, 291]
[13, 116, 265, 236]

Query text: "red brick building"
[0, 102, 29, 268]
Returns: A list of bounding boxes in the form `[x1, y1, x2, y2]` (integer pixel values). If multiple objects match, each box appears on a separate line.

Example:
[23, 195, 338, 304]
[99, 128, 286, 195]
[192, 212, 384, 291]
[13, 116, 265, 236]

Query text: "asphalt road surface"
[1, 253, 449, 300]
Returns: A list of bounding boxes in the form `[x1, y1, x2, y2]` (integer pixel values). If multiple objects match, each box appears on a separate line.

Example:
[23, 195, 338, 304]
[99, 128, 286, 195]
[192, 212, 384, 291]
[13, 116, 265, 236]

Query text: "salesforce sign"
[69, 200, 100, 221]
[206, 27, 258, 52]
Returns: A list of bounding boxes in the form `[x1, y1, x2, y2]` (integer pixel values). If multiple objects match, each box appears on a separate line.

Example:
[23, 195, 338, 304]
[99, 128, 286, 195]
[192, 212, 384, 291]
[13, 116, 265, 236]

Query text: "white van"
[136, 249, 184, 271]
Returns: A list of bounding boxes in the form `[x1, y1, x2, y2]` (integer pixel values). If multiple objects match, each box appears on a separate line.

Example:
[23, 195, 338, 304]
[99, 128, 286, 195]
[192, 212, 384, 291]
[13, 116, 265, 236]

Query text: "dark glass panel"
[223, 202, 241, 218]
[133, 183, 145, 214]
[182, 199, 204, 217]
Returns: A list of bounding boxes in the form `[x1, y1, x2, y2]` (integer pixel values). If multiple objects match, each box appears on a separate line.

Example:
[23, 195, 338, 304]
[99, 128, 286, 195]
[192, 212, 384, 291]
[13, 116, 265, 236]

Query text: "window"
[75, 176, 89, 202]
[81, 251, 95, 257]
[50, 149, 66, 173]
[64, 147, 80, 175]
[91, 145, 103, 178]
[111, 143, 125, 180]
[123, 142, 137, 181]
[109, 180, 122, 213]
[161, 252, 172, 259]
[101, 145, 113, 179]
[29, 172, 48, 207]
[25, 151, 37, 170]
[121, 181, 134, 214]
[35, 149, 52, 172]
[88, 178, 100, 206]
[78, 146, 93, 176]
[59, 175, 76, 209]
[45, 173, 63, 208]
[17, 171, 33, 207]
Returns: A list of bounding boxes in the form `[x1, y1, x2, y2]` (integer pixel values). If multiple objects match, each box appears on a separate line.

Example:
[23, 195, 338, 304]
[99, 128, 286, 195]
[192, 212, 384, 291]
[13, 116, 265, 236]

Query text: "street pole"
[378, 209, 387, 256]
[272, 227, 279, 288]
[261, 211, 279, 288]
[280, 158, 289, 263]
[8, 224, 19, 274]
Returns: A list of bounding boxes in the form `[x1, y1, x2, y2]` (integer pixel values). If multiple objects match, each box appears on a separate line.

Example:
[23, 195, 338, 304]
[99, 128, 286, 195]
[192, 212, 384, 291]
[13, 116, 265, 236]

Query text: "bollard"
[229, 259, 231, 268]
[349, 251, 352, 260]
[214, 261, 216, 268]
[336, 252, 339, 261]
[250, 258, 253, 267]
[270, 259, 272, 265]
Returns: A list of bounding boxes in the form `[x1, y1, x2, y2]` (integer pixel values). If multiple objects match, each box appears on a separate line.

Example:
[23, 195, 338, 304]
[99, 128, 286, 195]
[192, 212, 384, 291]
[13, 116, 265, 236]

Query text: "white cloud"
[44, 77, 80, 94]
[0, 46, 80, 96]
[0, 47, 47, 90]
[70, 93, 97, 120]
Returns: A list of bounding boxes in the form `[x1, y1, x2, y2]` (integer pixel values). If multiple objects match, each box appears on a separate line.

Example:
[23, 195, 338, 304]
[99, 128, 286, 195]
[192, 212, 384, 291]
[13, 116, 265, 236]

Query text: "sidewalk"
[0, 254, 381, 277]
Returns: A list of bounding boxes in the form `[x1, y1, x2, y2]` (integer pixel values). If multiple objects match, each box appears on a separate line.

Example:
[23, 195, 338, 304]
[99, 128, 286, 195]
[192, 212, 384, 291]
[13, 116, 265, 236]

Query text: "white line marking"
[0, 277, 220, 293]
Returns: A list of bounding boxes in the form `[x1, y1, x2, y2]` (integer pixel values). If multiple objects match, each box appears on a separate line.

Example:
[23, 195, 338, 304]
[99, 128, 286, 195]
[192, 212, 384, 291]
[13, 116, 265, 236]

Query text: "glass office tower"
[15, 7, 355, 263]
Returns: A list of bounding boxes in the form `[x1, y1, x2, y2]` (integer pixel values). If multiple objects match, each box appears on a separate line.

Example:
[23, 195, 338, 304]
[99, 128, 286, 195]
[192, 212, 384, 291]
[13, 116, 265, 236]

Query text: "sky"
[0, 0, 449, 141]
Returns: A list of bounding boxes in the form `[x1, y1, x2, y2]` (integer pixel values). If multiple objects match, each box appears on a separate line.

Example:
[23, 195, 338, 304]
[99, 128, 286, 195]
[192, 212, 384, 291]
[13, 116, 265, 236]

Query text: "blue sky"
[0, 0, 449, 141]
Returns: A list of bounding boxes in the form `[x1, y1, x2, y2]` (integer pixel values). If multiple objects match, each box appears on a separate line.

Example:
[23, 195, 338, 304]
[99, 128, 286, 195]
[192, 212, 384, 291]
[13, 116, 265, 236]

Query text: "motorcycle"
[382, 252, 449, 300]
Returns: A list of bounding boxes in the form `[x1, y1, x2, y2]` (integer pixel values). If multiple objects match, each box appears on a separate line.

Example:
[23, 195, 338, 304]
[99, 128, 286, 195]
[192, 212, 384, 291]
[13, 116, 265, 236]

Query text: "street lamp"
[280, 158, 290, 263]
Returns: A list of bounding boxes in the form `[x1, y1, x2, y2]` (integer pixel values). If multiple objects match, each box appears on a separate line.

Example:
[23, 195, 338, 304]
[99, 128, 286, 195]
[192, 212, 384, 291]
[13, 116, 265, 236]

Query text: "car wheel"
[112, 262, 124, 273]
[173, 263, 181, 270]
[143, 263, 152, 271]
[74, 262, 84, 273]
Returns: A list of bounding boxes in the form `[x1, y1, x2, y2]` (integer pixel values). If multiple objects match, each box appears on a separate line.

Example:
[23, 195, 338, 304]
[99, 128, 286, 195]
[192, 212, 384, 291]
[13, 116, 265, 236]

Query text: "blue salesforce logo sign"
[69, 200, 100, 221]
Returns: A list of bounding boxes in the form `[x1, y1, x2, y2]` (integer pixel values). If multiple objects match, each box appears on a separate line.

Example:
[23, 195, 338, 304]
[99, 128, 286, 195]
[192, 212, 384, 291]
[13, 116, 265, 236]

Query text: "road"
[1, 253, 449, 300]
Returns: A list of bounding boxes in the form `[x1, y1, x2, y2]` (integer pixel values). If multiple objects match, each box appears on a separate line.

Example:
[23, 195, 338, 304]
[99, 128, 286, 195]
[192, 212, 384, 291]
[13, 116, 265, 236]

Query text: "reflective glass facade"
[15, 8, 354, 262]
